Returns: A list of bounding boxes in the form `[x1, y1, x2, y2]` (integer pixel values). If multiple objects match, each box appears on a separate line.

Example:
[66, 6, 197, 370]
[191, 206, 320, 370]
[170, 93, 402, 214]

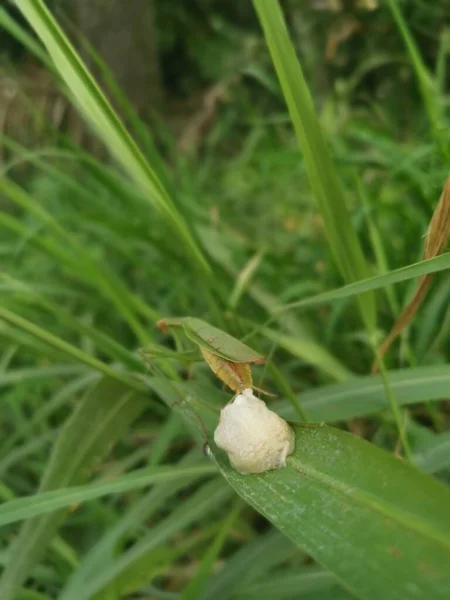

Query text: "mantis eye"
[213, 388, 295, 474]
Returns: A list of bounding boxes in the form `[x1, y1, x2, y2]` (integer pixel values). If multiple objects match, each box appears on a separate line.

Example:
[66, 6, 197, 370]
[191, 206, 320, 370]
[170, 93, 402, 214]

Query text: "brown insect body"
[200, 347, 252, 393]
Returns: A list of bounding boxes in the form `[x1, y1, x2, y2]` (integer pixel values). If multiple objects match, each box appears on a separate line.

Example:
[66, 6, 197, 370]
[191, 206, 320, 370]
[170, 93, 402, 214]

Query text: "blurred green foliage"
[0, 1, 449, 598]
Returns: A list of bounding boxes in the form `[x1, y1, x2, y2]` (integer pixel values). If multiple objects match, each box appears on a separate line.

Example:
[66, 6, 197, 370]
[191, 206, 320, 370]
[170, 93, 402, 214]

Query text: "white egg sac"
[213, 388, 295, 474]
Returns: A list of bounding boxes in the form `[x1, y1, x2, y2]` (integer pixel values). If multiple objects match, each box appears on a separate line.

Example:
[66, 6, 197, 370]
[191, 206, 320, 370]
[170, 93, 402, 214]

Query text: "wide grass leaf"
[208, 424, 450, 600]
[277, 364, 450, 422]
[0, 377, 147, 600]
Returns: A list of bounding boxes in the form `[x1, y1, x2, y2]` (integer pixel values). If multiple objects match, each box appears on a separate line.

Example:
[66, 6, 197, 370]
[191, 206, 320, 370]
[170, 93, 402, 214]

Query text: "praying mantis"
[153, 316, 267, 395]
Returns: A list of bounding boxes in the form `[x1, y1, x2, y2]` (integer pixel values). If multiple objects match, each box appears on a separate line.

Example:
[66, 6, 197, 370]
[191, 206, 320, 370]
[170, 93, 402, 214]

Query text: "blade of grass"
[0, 364, 87, 389]
[74, 35, 174, 188]
[201, 529, 298, 600]
[74, 479, 233, 599]
[415, 278, 450, 359]
[0, 464, 216, 527]
[0, 210, 155, 344]
[374, 346, 412, 460]
[386, 0, 449, 158]
[253, 0, 375, 331]
[0, 210, 80, 271]
[413, 431, 450, 474]
[357, 177, 399, 315]
[228, 252, 263, 309]
[0, 377, 147, 600]
[0, 306, 145, 392]
[0, 7, 51, 67]
[14, 0, 210, 275]
[251, 0, 415, 455]
[236, 568, 347, 600]
[275, 364, 450, 423]
[279, 253, 450, 314]
[93, 526, 220, 600]
[1, 274, 145, 371]
[260, 327, 352, 382]
[0, 177, 155, 343]
[0, 373, 97, 458]
[268, 362, 307, 422]
[60, 452, 205, 600]
[0, 432, 55, 479]
[179, 500, 241, 600]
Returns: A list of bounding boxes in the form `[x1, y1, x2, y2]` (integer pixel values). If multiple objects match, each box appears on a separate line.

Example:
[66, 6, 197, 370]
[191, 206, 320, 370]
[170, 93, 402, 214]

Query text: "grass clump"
[0, 1, 449, 599]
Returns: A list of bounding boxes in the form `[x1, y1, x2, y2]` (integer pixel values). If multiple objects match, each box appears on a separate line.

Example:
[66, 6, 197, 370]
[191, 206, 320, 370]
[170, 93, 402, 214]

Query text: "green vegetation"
[0, 1, 449, 599]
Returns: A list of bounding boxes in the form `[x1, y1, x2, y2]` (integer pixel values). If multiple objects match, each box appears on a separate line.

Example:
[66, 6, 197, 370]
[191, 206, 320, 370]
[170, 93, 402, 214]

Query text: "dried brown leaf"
[374, 176, 450, 370]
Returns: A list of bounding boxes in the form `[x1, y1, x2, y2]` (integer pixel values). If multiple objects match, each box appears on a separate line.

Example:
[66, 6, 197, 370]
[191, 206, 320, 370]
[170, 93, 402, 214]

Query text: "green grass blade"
[209, 424, 450, 600]
[276, 365, 450, 422]
[1, 374, 96, 458]
[201, 530, 298, 600]
[386, 0, 448, 157]
[0, 306, 145, 392]
[358, 178, 399, 315]
[0, 7, 51, 67]
[0, 365, 87, 389]
[260, 328, 352, 382]
[0, 432, 55, 479]
[0, 377, 147, 600]
[236, 568, 347, 600]
[91, 527, 218, 600]
[2, 274, 144, 371]
[179, 501, 241, 600]
[17, 591, 53, 600]
[0, 211, 79, 272]
[280, 253, 450, 314]
[77, 479, 233, 599]
[0, 177, 155, 342]
[0, 209, 155, 344]
[198, 227, 344, 380]
[228, 253, 263, 309]
[14, 0, 210, 274]
[375, 347, 412, 460]
[251, 1, 408, 453]
[60, 452, 205, 600]
[413, 432, 450, 474]
[253, 0, 375, 330]
[0, 464, 216, 527]
[415, 278, 450, 360]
